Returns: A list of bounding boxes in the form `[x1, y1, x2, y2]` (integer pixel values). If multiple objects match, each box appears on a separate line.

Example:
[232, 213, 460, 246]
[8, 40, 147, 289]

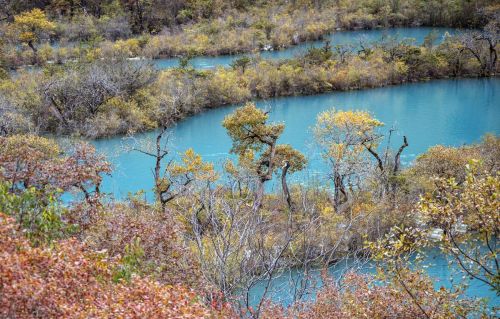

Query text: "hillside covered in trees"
[0, 1, 499, 318]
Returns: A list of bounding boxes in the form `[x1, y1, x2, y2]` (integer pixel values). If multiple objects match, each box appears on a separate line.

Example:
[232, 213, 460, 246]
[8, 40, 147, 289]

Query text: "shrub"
[84, 199, 203, 287]
[0, 213, 227, 318]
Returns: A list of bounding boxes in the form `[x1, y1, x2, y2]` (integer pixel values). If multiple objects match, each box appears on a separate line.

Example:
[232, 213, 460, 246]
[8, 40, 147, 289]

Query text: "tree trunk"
[333, 171, 347, 210]
[253, 180, 265, 213]
[365, 143, 384, 172]
[390, 136, 409, 203]
[393, 136, 409, 174]
[253, 141, 277, 212]
[281, 161, 293, 210]
[28, 40, 38, 65]
[489, 40, 497, 75]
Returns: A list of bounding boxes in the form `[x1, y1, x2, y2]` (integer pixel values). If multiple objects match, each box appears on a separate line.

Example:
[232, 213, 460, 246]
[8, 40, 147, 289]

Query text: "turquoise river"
[152, 27, 459, 69]
[87, 27, 498, 310]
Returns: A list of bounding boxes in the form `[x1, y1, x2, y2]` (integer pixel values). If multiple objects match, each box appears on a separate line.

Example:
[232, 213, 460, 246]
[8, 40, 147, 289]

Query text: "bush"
[84, 198, 202, 287]
[0, 213, 227, 318]
[0, 183, 71, 245]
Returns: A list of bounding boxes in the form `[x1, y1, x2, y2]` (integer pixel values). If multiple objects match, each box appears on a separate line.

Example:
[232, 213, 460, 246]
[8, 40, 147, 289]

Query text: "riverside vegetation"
[0, 1, 499, 68]
[0, 1, 499, 318]
[1, 19, 499, 138]
[0, 109, 499, 317]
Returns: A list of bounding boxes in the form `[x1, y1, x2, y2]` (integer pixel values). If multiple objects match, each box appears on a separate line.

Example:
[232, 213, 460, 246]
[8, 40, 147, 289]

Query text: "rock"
[453, 222, 467, 234]
[429, 228, 444, 241]
[263, 44, 273, 51]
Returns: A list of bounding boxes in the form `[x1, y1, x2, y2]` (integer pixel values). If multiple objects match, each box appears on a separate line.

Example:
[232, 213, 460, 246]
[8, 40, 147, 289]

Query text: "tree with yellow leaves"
[11, 8, 56, 63]
[418, 161, 499, 293]
[315, 108, 410, 209]
[132, 126, 217, 210]
[314, 109, 384, 209]
[223, 103, 306, 211]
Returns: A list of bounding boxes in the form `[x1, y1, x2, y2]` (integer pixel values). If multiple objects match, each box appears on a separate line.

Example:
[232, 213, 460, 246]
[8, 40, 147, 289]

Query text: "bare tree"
[0, 93, 33, 135]
[459, 19, 499, 76]
[42, 60, 156, 134]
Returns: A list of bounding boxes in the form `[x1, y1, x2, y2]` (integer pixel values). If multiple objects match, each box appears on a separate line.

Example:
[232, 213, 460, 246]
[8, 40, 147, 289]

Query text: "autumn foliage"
[84, 199, 203, 287]
[259, 271, 481, 319]
[0, 212, 231, 318]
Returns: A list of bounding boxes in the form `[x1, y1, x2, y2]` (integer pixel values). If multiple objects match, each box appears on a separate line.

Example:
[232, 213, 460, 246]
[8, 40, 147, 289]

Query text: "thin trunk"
[333, 171, 347, 210]
[253, 141, 277, 212]
[153, 127, 168, 210]
[28, 40, 38, 65]
[365, 143, 384, 172]
[489, 40, 497, 75]
[391, 136, 409, 204]
[253, 179, 265, 213]
[154, 130, 163, 206]
[393, 136, 409, 174]
[281, 161, 293, 210]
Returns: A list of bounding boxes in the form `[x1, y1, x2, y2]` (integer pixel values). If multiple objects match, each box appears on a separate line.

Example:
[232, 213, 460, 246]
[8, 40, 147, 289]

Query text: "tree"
[459, 19, 499, 76]
[0, 182, 70, 246]
[178, 51, 194, 69]
[131, 126, 217, 210]
[263, 144, 306, 210]
[11, 8, 55, 63]
[172, 166, 301, 318]
[314, 109, 383, 209]
[42, 59, 157, 136]
[223, 103, 305, 211]
[418, 161, 499, 293]
[0, 94, 32, 135]
[0, 135, 111, 226]
[366, 224, 484, 319]
[314, 109, 408, 209]
[302, 41, 333, 65]
[230, 56, 251, 73]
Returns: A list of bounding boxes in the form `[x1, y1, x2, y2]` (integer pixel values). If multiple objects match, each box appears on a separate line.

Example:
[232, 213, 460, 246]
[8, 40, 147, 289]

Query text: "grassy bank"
[1, 1, 498, 69]
[1, 26, 498, 139]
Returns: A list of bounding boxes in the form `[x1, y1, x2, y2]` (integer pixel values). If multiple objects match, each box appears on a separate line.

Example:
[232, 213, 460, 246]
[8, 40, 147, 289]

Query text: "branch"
[363, 142, 384, 172]
[393, 136, 409, 174]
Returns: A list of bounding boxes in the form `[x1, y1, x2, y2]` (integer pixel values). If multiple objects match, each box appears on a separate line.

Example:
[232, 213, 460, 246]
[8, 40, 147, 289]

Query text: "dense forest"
[0, 1, 499, 318]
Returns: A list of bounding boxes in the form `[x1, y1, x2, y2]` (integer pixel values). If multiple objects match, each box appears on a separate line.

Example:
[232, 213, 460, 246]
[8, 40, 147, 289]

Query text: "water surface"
[247, 248, 499, 310]
[92, 78, 500, 200]
[153, 27, 460, 69]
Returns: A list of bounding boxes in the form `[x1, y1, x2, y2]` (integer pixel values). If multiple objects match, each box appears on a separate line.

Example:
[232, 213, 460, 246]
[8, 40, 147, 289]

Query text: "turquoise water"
[153, 27, 460, 69]
[92, 78, 500, 200]
[89, 77, 499, 310]
[247, 248, 499, 310]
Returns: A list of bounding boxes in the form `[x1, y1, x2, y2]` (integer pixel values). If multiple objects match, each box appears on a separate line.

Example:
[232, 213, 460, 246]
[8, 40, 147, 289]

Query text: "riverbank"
[1, 120, 498, 318]
[6, 30, 497, 139]
[2, 1, 498, 70]
[8, 26, 462, 78]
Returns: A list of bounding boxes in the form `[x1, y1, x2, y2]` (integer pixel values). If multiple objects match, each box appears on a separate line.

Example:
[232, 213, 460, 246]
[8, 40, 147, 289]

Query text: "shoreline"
[73, 75, 499, 142]
[9, 25, 465, 70]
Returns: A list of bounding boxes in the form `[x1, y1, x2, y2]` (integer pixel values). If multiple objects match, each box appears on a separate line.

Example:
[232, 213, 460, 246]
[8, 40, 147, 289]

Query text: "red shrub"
[0, 213, 229, 318]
